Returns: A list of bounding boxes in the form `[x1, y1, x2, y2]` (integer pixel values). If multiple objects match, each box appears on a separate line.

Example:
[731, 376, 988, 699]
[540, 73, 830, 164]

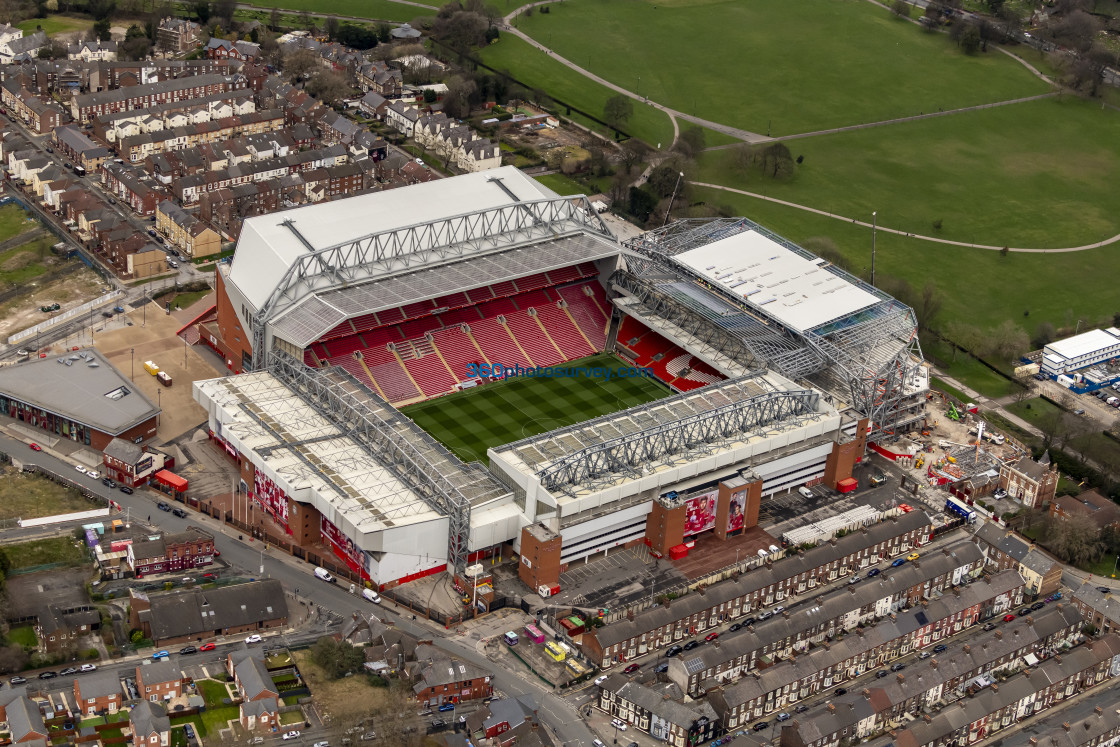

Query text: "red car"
[28, 443, 41, 452]
[202, 573, 216, 579]
[705, 632, 719, 642]
[1003, 614, 1016, 622]
[213, 549, 221, 557]
[199, 643, 216, 652]
[623, 663, 641, 674]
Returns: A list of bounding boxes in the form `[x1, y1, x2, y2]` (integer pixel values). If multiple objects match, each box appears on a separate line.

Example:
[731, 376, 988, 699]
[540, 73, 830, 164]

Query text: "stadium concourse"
[190, 167, 928, 596]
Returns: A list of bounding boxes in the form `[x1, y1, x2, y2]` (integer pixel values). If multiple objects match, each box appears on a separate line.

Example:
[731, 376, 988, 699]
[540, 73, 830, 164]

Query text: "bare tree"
[603, 94, 634, 131]
[1045, 512, 1105, 567]
[306, 69, 353, 104]
[283, 47, 319, 83]
[621, 139, 650, 174]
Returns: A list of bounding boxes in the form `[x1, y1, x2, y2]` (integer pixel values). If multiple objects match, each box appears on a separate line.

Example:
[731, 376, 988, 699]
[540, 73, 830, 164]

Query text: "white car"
[595, 675, 608, 685]
[611, 719, 628, 731]
[247, 739, 264, 745]
[74, 465, 87, 474]
[245, 634, 262, 644]
[79, 664, 97, 672]
[282, 732, 300, 741]
[313, 742, 329, 747]
[87, 471, 100, 480]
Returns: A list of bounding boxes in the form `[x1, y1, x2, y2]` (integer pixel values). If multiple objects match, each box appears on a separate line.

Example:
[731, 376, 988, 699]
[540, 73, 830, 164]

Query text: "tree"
[802, 236, 853, 273]
[621, 139, 650, 174]
[443, 76, 479, 119]
[628, 186, 656, 222]
[959, 24, 982, 54]
[423, 88, 437, 103]
[121, 25, 151, 59]
[430, 9, 488, 50]
[88, 0, 116, 20]
[306, 70, 353, 104]
[214, 0, 234, 26]
[674, 126, 706, 158]
[269, 7, 280, 31]
[890, 0, 910, 18]
[283, 47, 319, 83]
[323, 15, 340, 41]
[93, 18, 112, 40]
[0, 645, 27, 674]
[1032, 322, 1056, 349]
[603, 94, 634, 131]
[1045, 512, 1105, 567]
[989, 319, 1029, 364]
[647, 163, 684, 199]
[752, 142, 795, 180]
[191, 0, 210, 24]
[377, 23, 391, 43]
[310, 637, 365, 679]
[912, 282, 943, 332]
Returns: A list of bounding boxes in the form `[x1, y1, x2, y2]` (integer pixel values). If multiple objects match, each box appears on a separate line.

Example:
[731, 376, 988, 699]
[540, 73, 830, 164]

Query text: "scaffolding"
[624, 217, 926, 442]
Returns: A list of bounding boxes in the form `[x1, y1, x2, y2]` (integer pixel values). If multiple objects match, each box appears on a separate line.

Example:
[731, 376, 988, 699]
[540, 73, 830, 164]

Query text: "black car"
[752, 722, 769, 732]
[682, 640, 700, 651]
[739, 617, 756, 627]
[172, 508, 187, 518]
[933, 644, 948, 653]
[728, 622, 742, 633]
[179, 646, 197, 655]
[59, 667, 78, 676]
[157, 502, 171, 511]
[876, 670, 888, 678]
[866, 568, 881, 577]
[1017, 608, 1031, 617]
[666, 645, 683, 657]
[1099, 587, 1112, 594]
[101, 477, 117, 489]
[795, 705, 809, 714]
[653, 662, 669, 673]
[119, 485, 134, 495]
[891, 663, 906, 672]
[1031, 602, 1046, 611]
[38, 671, 57, 679]
[834, 687, 847, 696]
[10, 676, 26, 685]
[431, 720, 446, 729]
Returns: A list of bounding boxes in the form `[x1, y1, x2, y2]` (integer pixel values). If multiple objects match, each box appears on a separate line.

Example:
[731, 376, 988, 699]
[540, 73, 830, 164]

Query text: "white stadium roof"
[674, 230, 879, 333]
[229, 166, 556, 311]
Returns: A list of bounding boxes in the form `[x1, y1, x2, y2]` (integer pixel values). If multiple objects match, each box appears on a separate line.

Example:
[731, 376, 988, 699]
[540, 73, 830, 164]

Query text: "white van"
[768, 544, 780, 554]
[757, 549, 769, 558]
[797, 486, 813, 499]
[314, 567, 335, 583]
[362, 588, 381, 604]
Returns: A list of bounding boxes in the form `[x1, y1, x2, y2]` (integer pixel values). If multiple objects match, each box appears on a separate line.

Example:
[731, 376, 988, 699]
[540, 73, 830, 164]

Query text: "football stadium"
[193, 167, 928, 592]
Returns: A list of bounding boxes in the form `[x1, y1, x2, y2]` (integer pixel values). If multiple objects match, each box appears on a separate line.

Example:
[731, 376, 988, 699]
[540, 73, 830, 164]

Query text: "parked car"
[623, 663, 641, 674]
[10, 676, 25, 685]
[1016, 608, 1031, 617]
[152, 650, 169, 659]
[891, 558, 906, 567]
[866, 568, 881, 577]
[1098, 586, 1112, 594]
[38, 671, 57, 679]
[848, 575, 860, 584]
[666, 645, 683, 657]
[773, 606, 785, 614]
[728, 622, 742, 633]
[313, 742, 329, 747]
[776, 713, 791, 722]
[876, 670, 888, 678]
[101, 477, 117, 488]
[1046, 592, 1063, 602]
[179, 646, 197, 655]
[983, 622, 996, 631]
[795, 705, 809, 713]
[752, 722, 769, 732]
[59, 667, 78, 676]
[157, 502, 171, 511]
[1031, 601, 1046, 611]
[683, 640, 700, 651]
[834, 687, 847, 696]
[933, 644, 948, 653]
[282, 732, 300, 741]
[245, 634, 262, 644]
[906, 552, 920, 561]
[653, 662, 669, 673]
[757, 611, 773, 621]
[595, 675, 609, 686]
[172, 507, 187, 518]
[918, 651, 931, 659]
[74, 465, 86, 474]
[119, 486, 134, 494]
[891, 663, 906, 672]
[739, 616, 756, 626]
[87, 470, 100, 480]
[199, 643, 216, 652]
[705, 632, 719, 642]
[438, 703, 455, 712]
[79, 664, 96, 672]
[1003, 614, 1017, 622]
[611, 719, 628, 731]
[28, 443, 40, 451]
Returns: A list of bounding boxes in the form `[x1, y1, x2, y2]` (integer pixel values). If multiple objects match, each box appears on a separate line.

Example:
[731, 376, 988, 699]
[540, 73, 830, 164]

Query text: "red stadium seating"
[470, 316, 530, 368]
[439, 307, 482, 326]
[505, 311, 564, 367]
[615, 316, 726, 392]
[432, 326, 485, 380]
[534, 302, 595, 360]
[512, 289, 552, 310]
[490, 280, 518, 297]
[477, 297, 517, 318]
[433, 292, 469, 309]
[559, 284, 609, 349]
[402, 338, 458, 398]
[514, 273, 550, 292]
[466, 286, 494, 304]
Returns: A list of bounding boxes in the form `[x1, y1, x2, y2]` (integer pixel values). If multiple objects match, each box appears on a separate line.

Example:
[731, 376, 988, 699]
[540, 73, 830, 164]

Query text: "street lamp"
[1113, 555, 1119, 578]
[871, 211, 877, 287]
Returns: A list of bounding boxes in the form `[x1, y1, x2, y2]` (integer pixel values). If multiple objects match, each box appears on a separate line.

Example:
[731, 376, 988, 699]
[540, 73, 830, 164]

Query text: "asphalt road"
[0, 433, 598, 747]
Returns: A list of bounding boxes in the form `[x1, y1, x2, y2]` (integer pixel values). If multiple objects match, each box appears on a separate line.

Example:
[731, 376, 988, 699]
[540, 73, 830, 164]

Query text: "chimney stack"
[995, 631, 1003, 640]
[1096, 706, 1104, 717]
[923, 715, 931, 724]
[963, 645, 970, 654]
[827, 703, 836, 713]
[1063, 723, 1071, 732]
[991, 683, 999, 692]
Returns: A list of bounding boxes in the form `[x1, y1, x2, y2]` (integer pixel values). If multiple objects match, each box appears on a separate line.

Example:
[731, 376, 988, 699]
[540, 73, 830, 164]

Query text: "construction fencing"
[9, 290, 123, 344]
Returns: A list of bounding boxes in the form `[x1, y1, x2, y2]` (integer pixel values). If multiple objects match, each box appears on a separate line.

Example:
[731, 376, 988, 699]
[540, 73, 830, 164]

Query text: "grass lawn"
[199, 705, 241, 735]
[1005, 397, 1120, 469]
[266, 651, 292, 668]
[195, 679, 232, 708]
[0, 238, 61, 288]
[479, 35, 675, 149]
[169, 728, 188, 747]
[278, 711, 304, 726]
[6, 536, 89, 569]
[686, 185, 1120, 337]
[930, 376, 970, 405]
[238, 0, 435, 23]
[0, 204, 37, 243]
[510, 0, 1047, 137]
[923, 338, 1020, 400]
[169, 714, 207, 739]
[168, 289, 211, 311]
[5, 625, 37, 649]
[0, 466, 100, 521]
[1005, 396, 1063, 428]
[695, 96, 1120, 248]
[291, 650, 394, 722]
[401, 353, 669, 463]
[534, 173, 594, 196]
[16, 15, 93, 34]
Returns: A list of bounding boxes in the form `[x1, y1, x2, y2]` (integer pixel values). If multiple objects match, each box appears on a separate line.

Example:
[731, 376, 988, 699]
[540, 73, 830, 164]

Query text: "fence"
[9, 290, 123, 344]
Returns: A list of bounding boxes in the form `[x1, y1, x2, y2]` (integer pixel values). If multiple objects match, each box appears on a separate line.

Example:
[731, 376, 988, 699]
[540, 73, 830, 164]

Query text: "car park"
[933, 644, 948, 653]
[611, 719, 628, 731]
[866, 568, 880, 577]
[993, 488, 1008, 499]
[623, 663, 641, 674]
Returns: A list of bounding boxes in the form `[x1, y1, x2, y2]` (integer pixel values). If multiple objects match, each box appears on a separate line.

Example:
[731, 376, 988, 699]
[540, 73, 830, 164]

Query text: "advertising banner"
[321, 516, 370, 577]
[727, 491, 745, 533]
[252, 471, 290, 527]
[684, 490, 719, 537]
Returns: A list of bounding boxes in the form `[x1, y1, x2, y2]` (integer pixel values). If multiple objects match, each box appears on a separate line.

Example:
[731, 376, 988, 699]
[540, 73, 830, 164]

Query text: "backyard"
[0, 467, 102, 521]
[6, 536, 90, 570]
[4, 625, 37, 649]
[291, 649, 392, 722]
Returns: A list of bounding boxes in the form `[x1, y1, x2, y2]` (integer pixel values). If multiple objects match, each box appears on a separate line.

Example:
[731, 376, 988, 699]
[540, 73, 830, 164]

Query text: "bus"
[544, 641, 566, 662]
[523, 623, 545, 644]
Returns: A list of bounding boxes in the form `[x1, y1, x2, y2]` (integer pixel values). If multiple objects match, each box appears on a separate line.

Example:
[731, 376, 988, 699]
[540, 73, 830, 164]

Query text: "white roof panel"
[229, 167, 555, 311]
[673, 230, 879, 333]
[1045, 328, 1120, 361]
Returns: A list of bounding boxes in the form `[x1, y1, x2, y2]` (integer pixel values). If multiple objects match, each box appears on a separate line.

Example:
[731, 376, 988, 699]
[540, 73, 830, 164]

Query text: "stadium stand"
[534, 302, 596, 360]
[400, 338, 459, 398]
[616, 316, 726, 392]
[505, 310, 564, 367]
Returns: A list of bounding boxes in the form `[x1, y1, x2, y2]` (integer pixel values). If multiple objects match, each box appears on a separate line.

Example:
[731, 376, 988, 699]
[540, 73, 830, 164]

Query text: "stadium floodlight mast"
[871, 211, 877, 287]
[664, 172, 685, 227]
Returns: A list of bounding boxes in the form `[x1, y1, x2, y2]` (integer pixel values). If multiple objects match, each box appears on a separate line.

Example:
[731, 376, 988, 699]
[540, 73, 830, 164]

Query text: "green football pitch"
[401, 353, 669, 464]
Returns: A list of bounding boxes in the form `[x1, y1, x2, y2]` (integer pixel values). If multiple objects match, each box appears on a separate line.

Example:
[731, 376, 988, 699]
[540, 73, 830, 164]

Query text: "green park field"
[237, 0, 435, 23]
[505, 0, 1049, 136]
[401, 353, 668, 463]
